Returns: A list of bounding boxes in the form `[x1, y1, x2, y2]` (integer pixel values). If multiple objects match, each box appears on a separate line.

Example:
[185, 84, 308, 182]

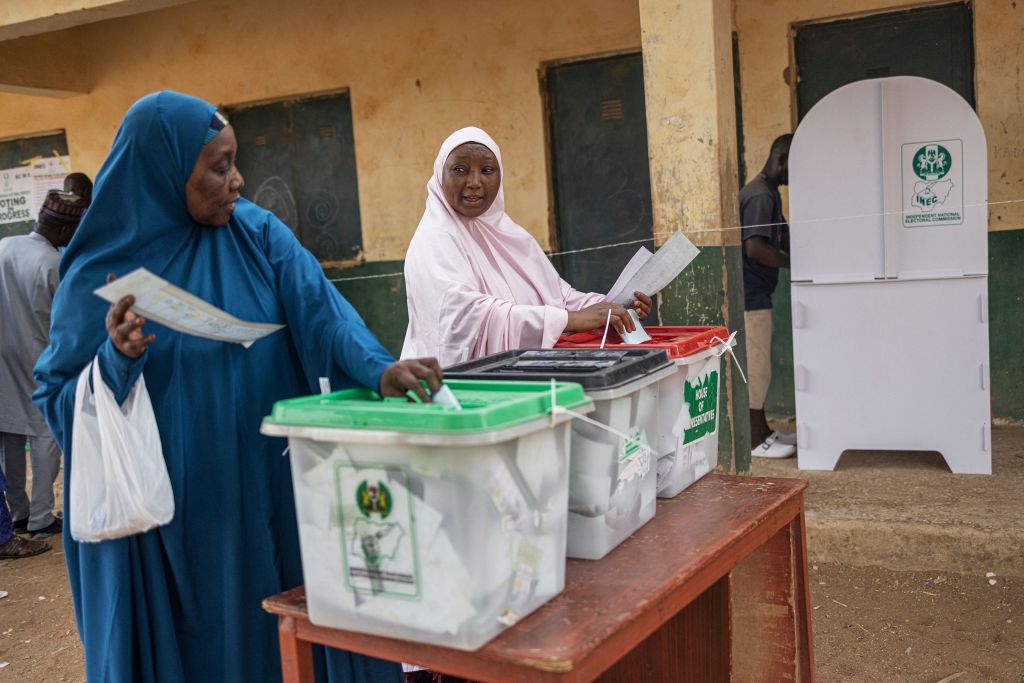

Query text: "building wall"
[0, 0, 642, 261]
[0, 0, 644, 361]
[734, 0, 1024, 420]
[1, 0, 1019, 419]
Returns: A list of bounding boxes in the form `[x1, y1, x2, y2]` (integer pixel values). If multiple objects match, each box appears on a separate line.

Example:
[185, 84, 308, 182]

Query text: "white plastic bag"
[69, 358, 174, 542]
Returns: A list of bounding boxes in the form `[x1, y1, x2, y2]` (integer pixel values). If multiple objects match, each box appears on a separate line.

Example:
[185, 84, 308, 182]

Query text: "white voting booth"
[789, 76, 991, 474]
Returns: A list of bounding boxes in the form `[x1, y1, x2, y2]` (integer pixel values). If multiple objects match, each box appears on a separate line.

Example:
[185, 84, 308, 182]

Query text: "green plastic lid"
[263, 379, 590, 434]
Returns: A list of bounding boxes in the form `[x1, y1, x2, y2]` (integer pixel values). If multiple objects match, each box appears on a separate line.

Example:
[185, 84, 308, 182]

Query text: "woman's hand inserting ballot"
[379, 358, 444, 403]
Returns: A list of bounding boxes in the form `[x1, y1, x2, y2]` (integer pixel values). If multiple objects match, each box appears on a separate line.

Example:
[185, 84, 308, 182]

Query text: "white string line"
[327, 197, 1024, 283]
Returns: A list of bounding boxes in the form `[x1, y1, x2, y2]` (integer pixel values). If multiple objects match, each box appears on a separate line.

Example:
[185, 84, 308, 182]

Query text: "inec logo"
[902, 139, 963, 228]
[913, 144, 952, 181]
[909, 143, 956, 213]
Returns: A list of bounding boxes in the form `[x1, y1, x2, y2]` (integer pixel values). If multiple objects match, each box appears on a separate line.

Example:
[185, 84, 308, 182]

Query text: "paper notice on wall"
[31, 155, 71, 218]
[94, 267, 284, 347]
[0, 154, 73, 226]
[605, 231, 700, 306]
[0, 167, 34, 225]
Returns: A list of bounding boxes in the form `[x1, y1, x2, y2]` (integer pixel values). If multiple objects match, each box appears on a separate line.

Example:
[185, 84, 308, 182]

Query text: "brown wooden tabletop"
[265, 473, 813, 682]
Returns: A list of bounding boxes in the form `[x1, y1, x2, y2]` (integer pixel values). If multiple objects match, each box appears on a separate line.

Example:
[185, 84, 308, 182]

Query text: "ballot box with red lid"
[556, 326, 733, 498]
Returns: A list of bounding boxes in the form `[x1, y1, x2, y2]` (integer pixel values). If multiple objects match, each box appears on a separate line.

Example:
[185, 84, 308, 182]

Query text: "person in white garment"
[402, 127, 652, 366]
[0, 187, 89, 540]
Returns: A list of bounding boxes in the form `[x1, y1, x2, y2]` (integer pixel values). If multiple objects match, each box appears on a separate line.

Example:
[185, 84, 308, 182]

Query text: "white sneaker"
[752, 432, 796, 458]
[775, 431, 797, 446]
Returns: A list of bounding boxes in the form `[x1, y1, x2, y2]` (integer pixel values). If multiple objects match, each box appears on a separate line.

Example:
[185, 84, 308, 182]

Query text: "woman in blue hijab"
[33, 91, 441, 682]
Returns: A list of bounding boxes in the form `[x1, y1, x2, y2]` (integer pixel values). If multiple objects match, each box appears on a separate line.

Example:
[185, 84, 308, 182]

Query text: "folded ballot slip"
[431, 384, 463, 410]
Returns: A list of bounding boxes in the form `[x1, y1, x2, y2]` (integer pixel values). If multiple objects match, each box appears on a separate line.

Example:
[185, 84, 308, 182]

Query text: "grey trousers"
[0, 432, 61, 531]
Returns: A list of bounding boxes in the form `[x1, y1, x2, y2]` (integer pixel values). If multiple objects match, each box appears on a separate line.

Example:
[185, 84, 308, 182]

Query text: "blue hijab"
[34, 91, 400, 683]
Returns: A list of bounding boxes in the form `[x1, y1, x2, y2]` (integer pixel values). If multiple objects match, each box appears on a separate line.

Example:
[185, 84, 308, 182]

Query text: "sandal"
[0, 535, 51, 560]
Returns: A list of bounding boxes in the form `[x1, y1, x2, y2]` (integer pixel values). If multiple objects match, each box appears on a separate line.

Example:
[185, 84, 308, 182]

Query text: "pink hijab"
[401, 127, 603, 365]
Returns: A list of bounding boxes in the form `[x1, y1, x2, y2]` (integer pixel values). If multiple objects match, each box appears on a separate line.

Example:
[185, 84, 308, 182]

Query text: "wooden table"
[264, 474, 814, 682]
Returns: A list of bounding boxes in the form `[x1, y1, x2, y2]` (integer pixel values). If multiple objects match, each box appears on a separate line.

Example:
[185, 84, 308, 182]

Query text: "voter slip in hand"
[94, 267, 284, 348]
[605, 231, 700, 307]
[604, 230, 699, 344]
[619, 309, 652, 344]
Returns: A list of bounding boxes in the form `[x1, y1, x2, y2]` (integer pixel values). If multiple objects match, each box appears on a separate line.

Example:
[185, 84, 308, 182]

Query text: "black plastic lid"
[445, 348, 673, 391]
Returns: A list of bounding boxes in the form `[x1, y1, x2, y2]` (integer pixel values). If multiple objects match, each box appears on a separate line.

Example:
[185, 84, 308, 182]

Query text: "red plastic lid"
[556, 325, 730, 359]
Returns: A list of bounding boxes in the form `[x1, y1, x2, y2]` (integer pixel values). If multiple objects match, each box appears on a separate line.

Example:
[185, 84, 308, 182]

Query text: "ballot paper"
[619, 309, 652, 344]
[605, 231, 700, 306]
[431, 384, 463, 410]
[605, 246, 654, 304]
[94, 268, 284, 347]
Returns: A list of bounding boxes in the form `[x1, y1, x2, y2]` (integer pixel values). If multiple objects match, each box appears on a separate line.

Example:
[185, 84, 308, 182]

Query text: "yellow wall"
[0, 0, 641, 260]
[640, 0, 740, 248]
[735, 0, 1024, 232]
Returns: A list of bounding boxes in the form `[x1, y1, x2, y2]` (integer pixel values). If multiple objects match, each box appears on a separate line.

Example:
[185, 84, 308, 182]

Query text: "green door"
[227, 93, 363, 263]
[795, 2, 975, 118]
[546, 53, 654, 295]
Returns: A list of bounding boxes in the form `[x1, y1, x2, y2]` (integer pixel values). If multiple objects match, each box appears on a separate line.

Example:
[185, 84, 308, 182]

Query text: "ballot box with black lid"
[447, 349, 675, 560]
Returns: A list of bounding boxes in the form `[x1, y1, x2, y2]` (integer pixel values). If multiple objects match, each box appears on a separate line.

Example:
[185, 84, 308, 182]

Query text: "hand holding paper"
[94, 267, 284, 348]
[602, 231, 700, 343]
[605, 231, 700, 306]
[618, 309, 652, 344]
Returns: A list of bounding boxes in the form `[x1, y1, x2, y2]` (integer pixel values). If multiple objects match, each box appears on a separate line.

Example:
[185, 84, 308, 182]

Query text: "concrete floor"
[751, 423, 1024, 578]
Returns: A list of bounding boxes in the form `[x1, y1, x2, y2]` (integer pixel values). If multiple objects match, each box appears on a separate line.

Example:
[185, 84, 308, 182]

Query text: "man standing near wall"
[0, 187, 89, 540]
[742, 135, 797, 459]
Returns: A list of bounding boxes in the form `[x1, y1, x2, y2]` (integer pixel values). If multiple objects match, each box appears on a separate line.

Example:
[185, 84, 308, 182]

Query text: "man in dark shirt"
[741, 134, 796, 458]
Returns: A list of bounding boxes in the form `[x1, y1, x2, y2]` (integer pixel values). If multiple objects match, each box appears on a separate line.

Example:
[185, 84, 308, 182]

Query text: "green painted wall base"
[766, 228, 1024, 421]
[323, 260, 408, 357]
[658, 245, 752, 473]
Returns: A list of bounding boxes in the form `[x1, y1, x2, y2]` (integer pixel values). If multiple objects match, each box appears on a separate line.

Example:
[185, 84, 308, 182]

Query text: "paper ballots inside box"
[94, 267, 284, 347]
[605, 231, 700, 306]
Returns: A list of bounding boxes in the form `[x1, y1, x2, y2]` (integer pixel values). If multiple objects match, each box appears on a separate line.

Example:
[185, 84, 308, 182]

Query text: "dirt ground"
[809, 564, 1022, 682]
[3, 433, 1023, 682]
[1, 550, 1021, 681]
[0, 542, 81, 681]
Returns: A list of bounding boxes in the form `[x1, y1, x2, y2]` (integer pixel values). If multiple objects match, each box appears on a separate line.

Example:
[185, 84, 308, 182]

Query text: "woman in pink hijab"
[402, 127, 651, 366]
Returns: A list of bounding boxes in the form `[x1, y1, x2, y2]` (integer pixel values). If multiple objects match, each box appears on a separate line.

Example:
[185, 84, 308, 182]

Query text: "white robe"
[0, 231, 60, 436]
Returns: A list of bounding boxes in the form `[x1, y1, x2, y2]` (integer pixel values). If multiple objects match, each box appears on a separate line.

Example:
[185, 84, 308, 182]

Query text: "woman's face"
[441, 142, 500, 218]
[185, 125, 244, 226]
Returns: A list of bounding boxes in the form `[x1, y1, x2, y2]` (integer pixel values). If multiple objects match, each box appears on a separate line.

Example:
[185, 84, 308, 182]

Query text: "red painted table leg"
[731, 506, 816, 682]
[279, 615, 315, 683]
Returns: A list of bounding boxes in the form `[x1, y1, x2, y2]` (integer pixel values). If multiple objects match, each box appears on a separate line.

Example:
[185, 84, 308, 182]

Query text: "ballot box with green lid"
[447, 349, 674, 560]
[556, 326, 733, 499]
[261, 380, 592, 651]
